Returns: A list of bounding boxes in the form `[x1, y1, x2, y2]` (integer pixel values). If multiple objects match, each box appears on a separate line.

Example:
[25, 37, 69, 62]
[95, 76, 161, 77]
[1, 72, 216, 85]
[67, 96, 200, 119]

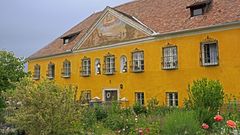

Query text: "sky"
[0, 0, 132, 58]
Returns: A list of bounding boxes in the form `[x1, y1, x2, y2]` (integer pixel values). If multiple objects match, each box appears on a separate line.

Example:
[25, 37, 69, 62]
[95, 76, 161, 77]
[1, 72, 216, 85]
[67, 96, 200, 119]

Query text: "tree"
[4, 78, 83, 135]
[185, 78, 224, 125]
[0, 50, 27, 110]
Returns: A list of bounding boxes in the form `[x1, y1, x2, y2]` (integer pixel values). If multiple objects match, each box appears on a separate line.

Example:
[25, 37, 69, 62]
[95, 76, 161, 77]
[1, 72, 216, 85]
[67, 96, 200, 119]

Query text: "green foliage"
[162, 110, 202, 135]
[147, 97, 160, 113]
[185, 78, 224, 125]
[0, 51, 27, 92]
[4, 78, 83, 135]
[0, 51, 27, 111]
[94, 104, 108, 121]
[133, 103, 147, 115]
[102, 103, 135, 134]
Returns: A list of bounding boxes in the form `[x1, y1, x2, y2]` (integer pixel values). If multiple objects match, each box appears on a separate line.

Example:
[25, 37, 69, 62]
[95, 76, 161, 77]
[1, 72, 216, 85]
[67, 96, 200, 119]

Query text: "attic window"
[61, 31, 80, 45]
[63, 38, 70, 44]
[187, 0, 212, 17]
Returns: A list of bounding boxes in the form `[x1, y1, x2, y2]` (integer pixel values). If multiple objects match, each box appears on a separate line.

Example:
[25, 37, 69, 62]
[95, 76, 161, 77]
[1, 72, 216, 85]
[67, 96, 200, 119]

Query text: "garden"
[0, 51, 240, 135]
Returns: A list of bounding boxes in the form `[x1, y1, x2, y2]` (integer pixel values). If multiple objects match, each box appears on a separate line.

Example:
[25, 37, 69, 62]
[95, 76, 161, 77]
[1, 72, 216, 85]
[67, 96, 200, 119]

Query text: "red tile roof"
[29, 0, 240, 59]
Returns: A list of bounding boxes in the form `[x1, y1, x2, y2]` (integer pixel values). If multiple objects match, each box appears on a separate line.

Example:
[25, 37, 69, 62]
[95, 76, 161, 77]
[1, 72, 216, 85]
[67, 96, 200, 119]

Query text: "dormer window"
[63, 38, 70, 44]
[61, 31, 80, 45]
[187, 0, 212, 17]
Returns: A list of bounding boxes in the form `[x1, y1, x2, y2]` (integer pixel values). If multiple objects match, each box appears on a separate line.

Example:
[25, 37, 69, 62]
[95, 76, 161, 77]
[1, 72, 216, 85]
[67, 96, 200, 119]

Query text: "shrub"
[162, 110, 202, 135]
[133, 103, 147, 115]
[185, 78, 224, 125]
[147, 97, 160, 114]
[4, 78, 83, 135]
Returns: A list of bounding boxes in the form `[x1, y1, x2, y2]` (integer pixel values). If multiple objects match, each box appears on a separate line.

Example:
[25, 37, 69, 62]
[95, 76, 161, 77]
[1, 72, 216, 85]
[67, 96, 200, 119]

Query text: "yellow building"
[28, 0, 240, 107]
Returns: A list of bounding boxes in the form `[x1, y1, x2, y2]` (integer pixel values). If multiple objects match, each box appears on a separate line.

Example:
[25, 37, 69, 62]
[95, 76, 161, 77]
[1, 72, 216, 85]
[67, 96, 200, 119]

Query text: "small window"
[33, 64, 40, 80]
[135, 92, 144, 105]
[79, 90, 91, 104]
[80, 57, 91, 77]
[61, 60, 71, 78]
[201, 42, 218, 66]
[63, 38, 69, 44]
[47, 62, 55, 79]
[166, 92, 178, 107]
[120, 55, 127, 73]
[103, 54, 115, 75]
[95, 58, 101, 75]
[192, 8, 203, 16]
[131, 50, 144, 72]
[187, 0, 212, 17]
[162, 46, 178, 69]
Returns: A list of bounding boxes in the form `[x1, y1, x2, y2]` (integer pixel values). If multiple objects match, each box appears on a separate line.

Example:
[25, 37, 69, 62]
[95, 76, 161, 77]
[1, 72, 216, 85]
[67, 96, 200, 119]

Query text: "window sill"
[132, 70, 144, 73]
[162, 66, 178, 70]
[62, 76, 71, 78]
[81, 74, 90, 77]
[104, 72, 115, 75]
[202, 63, 219, 66]
[33, 77, 40, 80]
[47, 77, 54, 80]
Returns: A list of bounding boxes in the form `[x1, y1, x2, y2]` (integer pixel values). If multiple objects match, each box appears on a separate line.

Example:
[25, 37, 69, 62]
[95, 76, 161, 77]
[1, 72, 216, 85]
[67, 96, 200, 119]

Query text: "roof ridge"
[113, 0, 140, 9]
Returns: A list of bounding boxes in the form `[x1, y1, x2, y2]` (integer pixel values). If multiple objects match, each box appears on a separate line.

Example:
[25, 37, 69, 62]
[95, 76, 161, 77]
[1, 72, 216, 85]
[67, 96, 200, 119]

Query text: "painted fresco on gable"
[80, 13, 148, 49]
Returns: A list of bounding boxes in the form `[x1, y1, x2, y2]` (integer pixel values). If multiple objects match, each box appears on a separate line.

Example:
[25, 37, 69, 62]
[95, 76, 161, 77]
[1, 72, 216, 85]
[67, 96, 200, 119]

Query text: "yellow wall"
[28, 28, 240, 106]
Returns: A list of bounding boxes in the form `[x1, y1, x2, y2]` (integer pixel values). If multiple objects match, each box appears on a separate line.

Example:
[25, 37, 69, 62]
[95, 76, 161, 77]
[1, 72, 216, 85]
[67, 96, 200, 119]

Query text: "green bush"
[4, 78, 83, 135]
[133, 103, 147, 115]
[162, 110, 202, 135]
[185, 78, 224, 125]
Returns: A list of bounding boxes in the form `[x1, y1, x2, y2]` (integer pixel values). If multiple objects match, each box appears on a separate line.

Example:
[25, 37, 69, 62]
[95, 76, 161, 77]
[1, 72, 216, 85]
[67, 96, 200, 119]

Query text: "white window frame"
[47, 63, 55, 79]
[135, 92, 144, 105]
[162, 46, 178, 69]
[201, 42, 219, 66]
[33, 64, 40, 80]
[132, 51, 144, 72]
[62, 60, 71, 78]
[102, 89, 119, 102]
[120, 55, 127, 73]
[166, 92, 178, 107]
[81, 58, 91, 77]
[104, 55, 115, 75]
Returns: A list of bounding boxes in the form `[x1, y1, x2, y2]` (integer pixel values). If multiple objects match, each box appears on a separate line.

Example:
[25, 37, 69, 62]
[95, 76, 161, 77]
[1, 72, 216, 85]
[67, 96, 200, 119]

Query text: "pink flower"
[214, 115, 223, 122]
[227, 120, 237, 128]
[202, 123, 209, 129]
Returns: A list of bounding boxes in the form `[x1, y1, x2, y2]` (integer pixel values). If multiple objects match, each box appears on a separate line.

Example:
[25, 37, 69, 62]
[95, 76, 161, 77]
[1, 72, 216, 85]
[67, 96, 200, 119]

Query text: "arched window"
[62, 60, 71, 78]
[33, 64, 40, 80]
[95, 58, 101, 75]
[120, 55, 127, 73]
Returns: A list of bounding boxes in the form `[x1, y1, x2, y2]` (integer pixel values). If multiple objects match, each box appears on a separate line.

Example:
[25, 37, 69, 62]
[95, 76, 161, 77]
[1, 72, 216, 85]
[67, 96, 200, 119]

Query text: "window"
[187, 0, 212, 17]
[201, 42, 218, 66]
[80, 58, 91, 77]
[33, 64, 40, 80]
[166, 92, 178, 107]
[95, 58, 101, 75]
[61, 31, 80, 45]
[131, 50, 144, 72]
[120, 55, 127, 73]
[47, 62, 55, 79]
[135, 92, 144, 105]
[79, 90, 91, 104]
[63, 38, 69, 44]
[103, 54, 115, 75]
[162, 46, 178, 69]
[192, 8, 203, 16]
[61, 60, 71, 78]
